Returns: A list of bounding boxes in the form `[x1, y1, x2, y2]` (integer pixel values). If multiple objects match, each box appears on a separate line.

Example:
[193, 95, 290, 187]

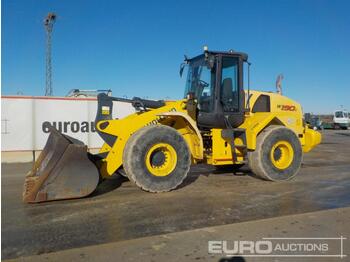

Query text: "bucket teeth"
[23, 176, 38, 198]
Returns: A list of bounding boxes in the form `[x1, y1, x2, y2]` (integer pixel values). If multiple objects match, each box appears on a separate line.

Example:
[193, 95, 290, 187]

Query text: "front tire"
[123, 125, 191, 192]
[248, 125, 302, 181]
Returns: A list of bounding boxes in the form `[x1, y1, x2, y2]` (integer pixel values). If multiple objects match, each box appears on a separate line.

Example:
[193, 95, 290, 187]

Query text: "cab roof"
[187, 50, 248, 62]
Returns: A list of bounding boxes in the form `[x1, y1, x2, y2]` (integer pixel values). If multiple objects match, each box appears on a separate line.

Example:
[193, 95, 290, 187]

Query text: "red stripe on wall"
[1, 95, 98, 101]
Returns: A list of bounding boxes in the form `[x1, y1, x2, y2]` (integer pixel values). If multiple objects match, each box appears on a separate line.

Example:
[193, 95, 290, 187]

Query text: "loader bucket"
[23, 127, 100, 203]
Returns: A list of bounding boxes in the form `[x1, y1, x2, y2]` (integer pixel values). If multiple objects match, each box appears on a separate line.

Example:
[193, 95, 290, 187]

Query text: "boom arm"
[96, 93, 165, 120]
[95, 93, 166, 147]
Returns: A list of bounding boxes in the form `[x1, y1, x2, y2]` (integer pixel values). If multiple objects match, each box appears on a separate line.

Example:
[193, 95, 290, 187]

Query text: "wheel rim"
[145, 143, 177, 177]
[270, 140, 294, 170]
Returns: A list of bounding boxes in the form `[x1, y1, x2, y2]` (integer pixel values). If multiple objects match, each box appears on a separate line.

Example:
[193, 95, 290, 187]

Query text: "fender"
[158, 112, 204, 161]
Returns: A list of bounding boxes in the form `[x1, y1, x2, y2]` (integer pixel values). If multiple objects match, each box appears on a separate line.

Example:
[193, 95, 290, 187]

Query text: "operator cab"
[182, 48, 248, 129]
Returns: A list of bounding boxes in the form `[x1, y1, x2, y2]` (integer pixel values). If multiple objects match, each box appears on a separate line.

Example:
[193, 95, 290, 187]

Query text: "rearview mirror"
[179, 63, 186, 77]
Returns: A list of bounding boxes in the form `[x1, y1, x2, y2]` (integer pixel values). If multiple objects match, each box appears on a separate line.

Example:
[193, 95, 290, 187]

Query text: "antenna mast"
[44, 13, 56, 96]
[276, 73, 284, 95]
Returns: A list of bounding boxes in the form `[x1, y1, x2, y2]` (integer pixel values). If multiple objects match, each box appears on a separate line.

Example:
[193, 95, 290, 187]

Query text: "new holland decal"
[277, 104, 297, 111]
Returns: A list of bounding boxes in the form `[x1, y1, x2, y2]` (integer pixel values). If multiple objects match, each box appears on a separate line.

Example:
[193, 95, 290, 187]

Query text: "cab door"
[218, 55, 245, 127]
[197, 55, 245, 129]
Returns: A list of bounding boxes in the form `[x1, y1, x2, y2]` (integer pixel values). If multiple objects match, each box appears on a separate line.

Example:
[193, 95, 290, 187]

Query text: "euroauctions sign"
[208, 237, 347, 258]
[42, 121, 97, 133]
[1, 96, 135, 151]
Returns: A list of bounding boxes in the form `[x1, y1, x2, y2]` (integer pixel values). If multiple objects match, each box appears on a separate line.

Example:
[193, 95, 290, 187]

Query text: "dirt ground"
[2, 130, 350, 260]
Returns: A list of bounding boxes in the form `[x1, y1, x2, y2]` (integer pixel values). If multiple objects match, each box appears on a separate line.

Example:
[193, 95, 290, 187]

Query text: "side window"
[221, 57, 239, 112]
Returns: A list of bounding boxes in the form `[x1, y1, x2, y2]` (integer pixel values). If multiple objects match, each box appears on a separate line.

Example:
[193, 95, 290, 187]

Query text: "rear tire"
[123, 125, 191, 192]
[248, 125, 302, 181]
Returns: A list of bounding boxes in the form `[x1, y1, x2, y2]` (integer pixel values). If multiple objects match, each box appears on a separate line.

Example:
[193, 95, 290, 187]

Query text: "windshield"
[335, 111, 344, 118]
[184, 57, 215, 112]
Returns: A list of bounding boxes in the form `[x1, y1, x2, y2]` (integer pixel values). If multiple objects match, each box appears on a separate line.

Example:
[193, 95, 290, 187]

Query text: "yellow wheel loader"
[23, 49, 321, 203]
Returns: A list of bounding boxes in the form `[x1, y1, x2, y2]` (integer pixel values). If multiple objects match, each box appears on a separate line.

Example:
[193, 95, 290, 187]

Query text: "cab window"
[220, 57, 239, 112]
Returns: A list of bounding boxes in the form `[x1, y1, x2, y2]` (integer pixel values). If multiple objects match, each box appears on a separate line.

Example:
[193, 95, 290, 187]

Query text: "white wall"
[1, 96, 135, 152]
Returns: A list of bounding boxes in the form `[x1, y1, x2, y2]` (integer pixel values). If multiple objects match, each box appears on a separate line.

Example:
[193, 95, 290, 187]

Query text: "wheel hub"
[270, 140, 294, 170]
[150, 150, 166, 167]
[145, 143, 177, 177]
[273, 147, 282, 161]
